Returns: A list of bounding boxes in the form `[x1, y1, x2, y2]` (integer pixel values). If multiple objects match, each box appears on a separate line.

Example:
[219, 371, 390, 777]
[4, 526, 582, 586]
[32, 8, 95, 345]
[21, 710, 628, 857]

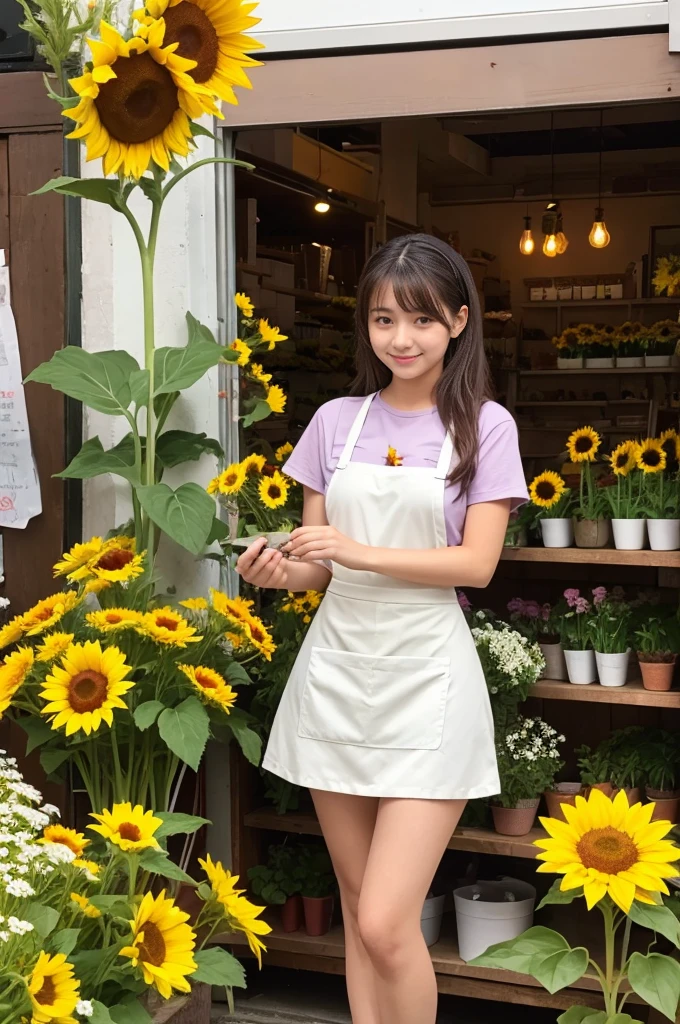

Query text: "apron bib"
[263, 394, 500, 800]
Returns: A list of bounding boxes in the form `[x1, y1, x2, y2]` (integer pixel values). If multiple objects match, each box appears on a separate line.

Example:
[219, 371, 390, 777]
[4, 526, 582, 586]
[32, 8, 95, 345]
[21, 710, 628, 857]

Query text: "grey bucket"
[454, 879, 536, 962]
[420, 894, 445, 947]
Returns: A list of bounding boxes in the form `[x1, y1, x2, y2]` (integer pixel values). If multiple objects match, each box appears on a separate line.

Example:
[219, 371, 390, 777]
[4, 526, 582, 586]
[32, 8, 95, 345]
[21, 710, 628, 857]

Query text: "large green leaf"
[136, 482, 215, 555]
[56, 435, 139, 483]
[225, 661, 252, 685]
[129, 369, 151, 407]
[628, 901, 680, 948]
[242, 399, 272, 429]
[138, 848, 196, 883]
[90, 1003, 116, 1024]
[109, 1001, 152, 1024]
[207, 516, 230, 544]
[531, 946, 589, 993]
[628, 952, 680, 1020]
[50, 928, 80, 955]
[192, 947, 246, 988]
[23, 903, 60, 938]
[33, 176, 124, 210]
[186, 311, 217, 346]
[155, 812, 211, 839]
[158, 696, 209, 771]
[133, 700, 164, 731]
[557, 1009, 607, 1024]
[154, 316, 222, 396]
[40, 747, 71, 776]
[25, 348, 138, 416]
[156, 430, 223, 468]
[227, 711, 262, 767]
[469, 926, 568, 974]
[537, 879, 584, 910]
[18, 716, 56, 754]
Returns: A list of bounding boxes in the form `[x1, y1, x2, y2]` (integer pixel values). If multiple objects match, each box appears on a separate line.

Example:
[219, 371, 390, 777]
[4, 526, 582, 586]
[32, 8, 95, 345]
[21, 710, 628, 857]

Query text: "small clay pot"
[544, 783, 582, 821]
[639, 656, 676, 692]
[646, 787, 680, 825]
[612, 787, 641, 806]
[281, 894, 303, 933]
[491, 799, 540, 836]
[587, 782, 615, 798]
[303, 895, 334, 937]
[573, 518, 611, 549]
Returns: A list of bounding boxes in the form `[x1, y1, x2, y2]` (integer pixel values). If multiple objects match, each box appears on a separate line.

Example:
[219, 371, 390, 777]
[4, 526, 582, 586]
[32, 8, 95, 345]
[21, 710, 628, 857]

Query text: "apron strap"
[435, 430, 456, 480]
[336, 394, 376, 469]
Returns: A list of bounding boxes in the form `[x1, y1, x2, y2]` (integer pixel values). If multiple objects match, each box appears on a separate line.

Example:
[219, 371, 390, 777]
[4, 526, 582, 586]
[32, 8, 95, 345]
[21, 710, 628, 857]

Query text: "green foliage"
[56, 435, 139, 483]
[25, 348, 138, 416]
[298, 845, 336, 900]
[192, 947, 247, 988]
[248, 843, 308, 904]
[628, 952, 680, 1020]
[136, 482, 216, 555]
[157, 696, 210, 772]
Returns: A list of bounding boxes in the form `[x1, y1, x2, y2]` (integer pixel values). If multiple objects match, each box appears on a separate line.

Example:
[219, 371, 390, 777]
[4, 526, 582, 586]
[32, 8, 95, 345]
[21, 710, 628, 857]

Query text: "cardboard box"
[610, 283, 623, 299]
[582, 285, 596, 300]
[573, 286, 582, 300]
[545, 287, 558, 301]
[557, 286, 573, 301]
[530, 287, 544, 301]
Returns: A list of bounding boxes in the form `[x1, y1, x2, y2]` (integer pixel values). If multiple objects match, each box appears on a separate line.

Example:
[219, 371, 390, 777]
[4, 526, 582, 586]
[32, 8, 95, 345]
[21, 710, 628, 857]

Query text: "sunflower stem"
[110, 729, 124, 804]
[161, 156, 254, 201]
[600, 899, 616, 1016]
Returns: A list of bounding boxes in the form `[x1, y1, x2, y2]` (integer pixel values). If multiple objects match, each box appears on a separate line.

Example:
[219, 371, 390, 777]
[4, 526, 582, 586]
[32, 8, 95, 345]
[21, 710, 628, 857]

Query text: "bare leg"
[358, 798, 467, 1024]
[311, 790, 381, 1024]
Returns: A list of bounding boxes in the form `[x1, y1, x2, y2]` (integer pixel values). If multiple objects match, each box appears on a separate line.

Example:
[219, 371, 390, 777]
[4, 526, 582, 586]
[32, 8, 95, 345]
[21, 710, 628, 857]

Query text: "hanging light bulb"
[555, 214, 569, 254]
[543, 233, 558, 258]
[542, 201, 559, 258]
[589, 207, 611, 248]
[519, 215, 535, 255]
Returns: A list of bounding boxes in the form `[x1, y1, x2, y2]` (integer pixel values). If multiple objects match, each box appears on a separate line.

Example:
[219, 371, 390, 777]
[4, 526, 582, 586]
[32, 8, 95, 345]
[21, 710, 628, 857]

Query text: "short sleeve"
[466, 407, 529, 511]
[282, 408, 330, 494]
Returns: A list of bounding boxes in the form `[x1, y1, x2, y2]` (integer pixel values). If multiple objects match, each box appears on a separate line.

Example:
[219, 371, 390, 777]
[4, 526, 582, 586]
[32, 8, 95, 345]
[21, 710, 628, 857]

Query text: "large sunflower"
[198, 856, 270, 966]
[40, 825, 89, 858]
[138, 607, 202, 646]
[535, 788, 679, 913]
[27, 952, 80, 1023]
[86, 608, 145, 632]
[636, 437, 666, 474]
[609, 440, 637, 477]
[179, 664, 237, 711]
[53, 537, 104, 579]
[567, 426, 601, 463]
[258, 470, 289, 509]
[40, 641, 134, 737]
[21, 591, 79, 637]
[529, 471, 567, 509]
[89, 802, 162, 852]
[0, 647, 34, 716]
[120, 889, 197, 999]
[66, 21, 215, 180]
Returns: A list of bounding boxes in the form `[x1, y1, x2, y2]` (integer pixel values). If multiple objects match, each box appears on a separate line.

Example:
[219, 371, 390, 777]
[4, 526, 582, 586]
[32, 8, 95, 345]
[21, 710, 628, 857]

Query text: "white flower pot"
[648, 519, 680, 551]
[616, 356, 644, 368]
[541, 518, 574, 548]
[612, 518, 647, 551]
[454, 879, 536, 963]
[421, 894, 445, 947]
[585, 357, 614, 368]
[539, 641, 567, 681]
[564, 649, 597, 685]
[557, 356, 583, 369]
[595, 650, 630, 688]
[645, 355, 672, 367]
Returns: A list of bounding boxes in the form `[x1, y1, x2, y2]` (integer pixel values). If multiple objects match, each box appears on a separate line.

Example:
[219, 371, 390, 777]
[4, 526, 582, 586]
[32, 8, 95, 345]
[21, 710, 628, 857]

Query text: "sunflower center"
[250, 624, 265, 643]
[35, 604, 59, 622]
[576, 826, 638, 874]
[54, 835, 80, 854]
[641, 449, 662, 468]
[138, 920, 167, 967]
[95, 52, 178, 145]
[536, 481, 556, 500]
[163, 1, 219, 83]
[225, 473, 238, 486]
[575, 437, 594, 454]
[615, 453, 629, 468]
[268, 485, 282, 500]
[106, 613, 124, 623]
[68, 671, 109, 713]
[155, 616, 179, 631]
[196, 671, 218, 690]
[97, 549, 134, 572]
[35, 976, 57, 1007]
[119, 822, 142, 842]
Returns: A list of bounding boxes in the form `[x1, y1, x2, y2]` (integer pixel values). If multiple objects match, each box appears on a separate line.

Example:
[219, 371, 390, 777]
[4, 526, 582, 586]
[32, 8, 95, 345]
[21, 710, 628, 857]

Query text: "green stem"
[161, 156, 254, 201]
[111, 730, 124, 803]
[600, 900, 616, 1017]
[611, 915, 633, 1012]
[128, 853, 139, 901]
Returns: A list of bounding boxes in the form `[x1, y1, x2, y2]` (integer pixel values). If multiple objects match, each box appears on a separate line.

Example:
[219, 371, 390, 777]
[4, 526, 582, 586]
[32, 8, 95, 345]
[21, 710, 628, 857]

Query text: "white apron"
[263, 394, 500, 799]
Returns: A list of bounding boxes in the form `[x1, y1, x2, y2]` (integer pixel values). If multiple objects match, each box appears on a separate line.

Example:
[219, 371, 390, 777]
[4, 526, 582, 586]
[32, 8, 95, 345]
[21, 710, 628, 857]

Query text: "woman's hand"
[236, 538, 288, 589]
[286, 526, 367, 570]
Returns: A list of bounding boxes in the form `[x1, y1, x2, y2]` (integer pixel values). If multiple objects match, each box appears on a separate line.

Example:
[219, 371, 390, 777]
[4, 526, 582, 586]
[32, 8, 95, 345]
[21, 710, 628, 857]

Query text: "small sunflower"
[207, 462, 247, 496]
[85, 538, 145, 584]
[249, 363, 272, 386]
[0, 647, 34, 715]
[40, 825, 89, 857]
[0, 614, 27, 650]
[139, 607, 202, 647]
[199, 853, 243, 897]
[529, 471, 567, 509]
[275, 442, 293, 462]
[242, 615, 276, 661]
[86, 608, 144, 632]
[210, 589, 254, 622]
[89, 802, 162, 852]
[258, 319, 288, 350]
[70, 892, 101, 919]
[198, 856, 270, 966]
[535, 788, 679, 913]
[258, 470, 289, 509]
[53, 537, 104, 578]
[179, 597, 208, 611]
[178, 664, 237, 711]
[21, 591, 79, 637]
[609, 440, 638, 477]
[40, 641, 134, 737]
[265, 384, 287, 415]
[35, 633, 75, 664]
[235, 292, 254, 317]
[386, 446, 403, 467]
[660, 428, 680, 469]
[28, 952, 80, 1021]
[226, 631, 244, 649]
[73, 858, 101, 879]
[567, 426, 601, 463]
[241, 453, 266, 477]
[636, 437, 666, 474]
[229, 337, 251, 366]
[83, 578, 112, 597]
[119, 889, 197, 999]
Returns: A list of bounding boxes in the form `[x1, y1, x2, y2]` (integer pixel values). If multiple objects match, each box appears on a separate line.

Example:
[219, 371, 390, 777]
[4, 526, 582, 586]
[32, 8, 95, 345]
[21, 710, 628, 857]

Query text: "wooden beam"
[0, 74, 61, 131]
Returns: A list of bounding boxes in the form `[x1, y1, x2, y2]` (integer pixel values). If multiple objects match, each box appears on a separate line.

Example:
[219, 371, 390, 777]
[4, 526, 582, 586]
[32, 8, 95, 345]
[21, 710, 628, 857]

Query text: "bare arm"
[236, 486, 332, 592]
[285, 499, 512, 590]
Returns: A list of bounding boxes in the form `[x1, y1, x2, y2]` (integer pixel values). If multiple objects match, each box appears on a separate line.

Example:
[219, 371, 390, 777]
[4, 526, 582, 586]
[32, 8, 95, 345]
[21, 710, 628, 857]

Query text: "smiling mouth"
[390, 354, 420, 363]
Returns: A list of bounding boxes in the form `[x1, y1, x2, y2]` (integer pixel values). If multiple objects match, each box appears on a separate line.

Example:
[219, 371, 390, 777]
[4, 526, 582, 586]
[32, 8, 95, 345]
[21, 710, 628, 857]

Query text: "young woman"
[236, 233, 528, 1024]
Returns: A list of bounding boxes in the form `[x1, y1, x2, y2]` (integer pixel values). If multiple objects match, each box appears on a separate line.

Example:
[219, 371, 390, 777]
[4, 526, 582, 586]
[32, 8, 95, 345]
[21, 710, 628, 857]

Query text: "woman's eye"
[376, 316, 392, 325]
[416, 316, 432, 325]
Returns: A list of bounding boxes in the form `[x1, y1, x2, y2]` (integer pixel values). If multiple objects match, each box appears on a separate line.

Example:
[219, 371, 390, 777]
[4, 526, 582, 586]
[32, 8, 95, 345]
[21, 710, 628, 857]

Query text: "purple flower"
[457, 590, 472, 612]
[592, 586, 607, 606]
[575, 597, 591, 614]
[564, 588, 580, 608]
[507, 597, 525, 615]
[524, 601, 541, 619]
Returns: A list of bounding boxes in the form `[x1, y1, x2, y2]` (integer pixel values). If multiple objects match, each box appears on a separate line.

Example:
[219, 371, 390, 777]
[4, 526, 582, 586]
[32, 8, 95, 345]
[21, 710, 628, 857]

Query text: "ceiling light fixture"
[314, 201, 330, 214]
[519, 208, 535, 256]
[589, 109, 611, 249]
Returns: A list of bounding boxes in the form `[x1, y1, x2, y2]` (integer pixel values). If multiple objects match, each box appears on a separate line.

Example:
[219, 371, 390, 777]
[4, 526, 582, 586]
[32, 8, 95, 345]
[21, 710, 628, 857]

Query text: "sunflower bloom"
[179, 664, 237, 711]
[21, 591, 79, 637]
[529, 471, 567, 508]
[250, 363, 272, 386]
[73, 858, 101, 879]
[40, 825, 89, 857]
[0, 614, 27, 650]
[27, 952, 80, 1023]
[179, 597, 208, 611]
[386, 446, 403, 467]
[89, 803, 162, 852]
[86, 608, 144, 632]
[0, 647, 34, 715]
[659, 428, 680, 468]
[53, 537, 104, 578]
[636, 438, 666, 474]
[210, 589, 254, 622]
[258, 470, 289, 509]
[70, 892, 101, 919]
[199, 856, 270, 967]
[242, 614, 276, 661]
[258, 319, 288, 350]
[235, 292, 254, 317]
[535, 788, 679, 913]
[567, 426, 601, 463]
[609, 440, 637, 477]
[229, 337, 251, 366]
[35, 633, 75, 664]
[266, 385, 287, 415]
[40, 641, 134, 737]
[138, 607, 201, 647]
[208, 462, 247, 496]
[241, 453, 266, 477]
[85, 539, 145, 584]
[275, 442, 293, 462]
[119, 889, 197, 999]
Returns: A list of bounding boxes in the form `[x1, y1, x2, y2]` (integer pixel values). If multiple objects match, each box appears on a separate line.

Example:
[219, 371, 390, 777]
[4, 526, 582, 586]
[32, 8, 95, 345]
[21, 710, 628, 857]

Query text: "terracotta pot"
[612, 787, 641, 806]
[491, 799, 539, 836]
[303, 895, 334, 936]
[281, 894, 303, 933]
[573, 518, 611, 549]
[544, 783, 582, 821]
[639, 656, 676, 692]
[646, 787, 680, 824]
[587, 782, 614, 798]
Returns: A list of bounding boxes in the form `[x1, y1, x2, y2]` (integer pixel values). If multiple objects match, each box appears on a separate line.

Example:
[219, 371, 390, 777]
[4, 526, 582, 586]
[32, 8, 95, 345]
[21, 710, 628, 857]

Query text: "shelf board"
[522, 298, 680, 309]
[500, 547, 679, 567]
[515, 400, 649, 407]
[516, 367, 679, 376]
[531, 678, 680, 708]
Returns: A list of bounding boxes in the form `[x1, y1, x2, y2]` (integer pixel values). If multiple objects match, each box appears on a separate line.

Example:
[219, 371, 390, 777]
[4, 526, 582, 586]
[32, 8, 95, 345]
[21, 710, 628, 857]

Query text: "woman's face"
[368, 283, 468, 382]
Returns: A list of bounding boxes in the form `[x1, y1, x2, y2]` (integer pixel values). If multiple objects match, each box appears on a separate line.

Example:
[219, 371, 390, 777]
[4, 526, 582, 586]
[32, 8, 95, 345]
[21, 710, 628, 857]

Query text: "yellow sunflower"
[258, 319, 287, 350]
[535, 788, 679, 913]
[235, 292, 254, 317]
[258, 470, 289, 509]
[84, 538, 145, 584]
[229, 337, 251, 366]
[226, 631, 244, 649]
[138, 607, 202, 646]
[609, 440, 638, 477]
[198, 856, 270, 966]
[21, 591, 79, 637]
[119, 889, 197, 999]
[53, 537, 104, 578]
[66, 20, 217, 180]
[275, 442, 293, 462]
[199, 853, 243, 897]
[40, 825, 89, 857]
[73, 858, 101, 879]
[636, 437, 666, 474]
[89, 802, 162, 852]
[529, 471, 567, 508]
[70, 892, 101, 919]
[27, 952, 80, 1023]
[86, 608, 144, 632]
[659, 428, 680, 467]
[178, 664, 237, 711]
[386, 446, 403, 467]
[242, 453, 266, 477]
[179, 597, 208, 611]
[35, 633, 75, 663]
[207, 462, 247, 496]
[83, 578, 112, 597]
[210, 589, 254, 622]
[0, 647, 34, 715]
[0, 614, 27, 650]
[242, 614, 276, 661]
[138, 0, 263, 106]
[40, 641, 134, 737]
[250, 362, 272, 386]
[265, 384, 287, 415]
[567, 426, 601, 463]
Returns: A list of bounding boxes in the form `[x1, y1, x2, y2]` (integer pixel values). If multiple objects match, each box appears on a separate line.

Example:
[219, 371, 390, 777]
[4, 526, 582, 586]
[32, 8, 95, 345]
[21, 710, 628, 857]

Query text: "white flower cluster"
[77, 1000, 94, 1018]
[504, 717, 565, 763]
[472, 621, 545, 693]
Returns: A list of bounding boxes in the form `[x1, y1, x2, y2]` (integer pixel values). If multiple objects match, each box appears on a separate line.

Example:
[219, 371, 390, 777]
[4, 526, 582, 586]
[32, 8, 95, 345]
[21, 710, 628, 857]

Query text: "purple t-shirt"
[283, 394, 529, 547]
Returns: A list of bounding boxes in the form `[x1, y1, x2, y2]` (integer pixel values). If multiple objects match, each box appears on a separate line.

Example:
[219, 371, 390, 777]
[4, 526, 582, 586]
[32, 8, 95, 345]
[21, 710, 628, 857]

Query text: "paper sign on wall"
[0, 255, 43, 529]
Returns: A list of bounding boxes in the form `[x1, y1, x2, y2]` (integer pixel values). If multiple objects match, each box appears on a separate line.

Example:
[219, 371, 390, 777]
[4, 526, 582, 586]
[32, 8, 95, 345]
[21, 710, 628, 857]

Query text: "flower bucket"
[557, 356, 583, 369]
[564, 648, 597, 685]
[595, 649, 630, 688]
[616, 356, 644, 368]
[573, 518, 610, 549]
[491, 799, 539, 836]
[646, 787, 680, 824]
[639, 656, 676, 692]
[421, 894, 446, 947]
[645, 355, 672, 367]
[585, 357, 615, 368]
[544, 783, 582, 820]
[539, 641, 567, 681]
[541, 518, 573, 549]
[281, 894, 303, 933]
[454, 879, 536, 963]
[648, 519, 680, 551]
[303, 895, 334, 936]
[611, 518, 647, 551]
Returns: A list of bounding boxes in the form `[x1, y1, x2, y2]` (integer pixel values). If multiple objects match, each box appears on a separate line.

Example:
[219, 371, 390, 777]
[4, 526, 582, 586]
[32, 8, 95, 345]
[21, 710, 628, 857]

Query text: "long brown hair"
[352, 233, 493, 492]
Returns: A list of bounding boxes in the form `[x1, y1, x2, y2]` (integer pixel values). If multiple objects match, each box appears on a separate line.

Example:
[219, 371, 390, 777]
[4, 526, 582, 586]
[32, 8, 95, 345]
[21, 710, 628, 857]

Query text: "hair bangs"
[371, 258, 452, 328]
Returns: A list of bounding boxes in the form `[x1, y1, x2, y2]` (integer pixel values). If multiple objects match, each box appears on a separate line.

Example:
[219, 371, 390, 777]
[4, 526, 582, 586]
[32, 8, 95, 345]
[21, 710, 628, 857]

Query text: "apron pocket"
[297, 646, 450, 750]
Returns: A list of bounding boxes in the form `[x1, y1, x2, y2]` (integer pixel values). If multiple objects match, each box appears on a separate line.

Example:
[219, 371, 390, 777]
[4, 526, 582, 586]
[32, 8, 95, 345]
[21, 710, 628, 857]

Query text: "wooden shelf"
[500, 547, 679, 567]
[522, 298, 680, 309]
[531, 678, 680, 708]
[516, 367, 679, 376]
[515, 400, 649, 407]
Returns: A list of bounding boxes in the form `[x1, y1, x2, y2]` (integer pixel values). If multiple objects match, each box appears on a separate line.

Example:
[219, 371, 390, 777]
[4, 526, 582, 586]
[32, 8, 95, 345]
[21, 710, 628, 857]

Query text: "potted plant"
[640, 730, 680, 823]
[644, 319, 680, 367]
[421, 890, 446, 947]
[492, 716, 565, 836]
[248, 843, 307, 933]
[471, 620, 545, 733]
[588, 586, 631, 687]
[578, 324, 614, 368]
[605, 726, 645, 805]
[614, 321, 646, 367]
[576, 742, 614, 797]
[559, 588, 596, 684]
[299, 846, 337, 936]
[604, 439, 647, 550]
[552, 327, 583, 369]
[543, 782, 583, 821]
[640, 432, 680, 551]
[528, 471, 575, 548]
[506, 598, 566, 681]
[504, 502, 538, 548]
[567, 426, 611, 548]
[635, 615, 677, 691]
